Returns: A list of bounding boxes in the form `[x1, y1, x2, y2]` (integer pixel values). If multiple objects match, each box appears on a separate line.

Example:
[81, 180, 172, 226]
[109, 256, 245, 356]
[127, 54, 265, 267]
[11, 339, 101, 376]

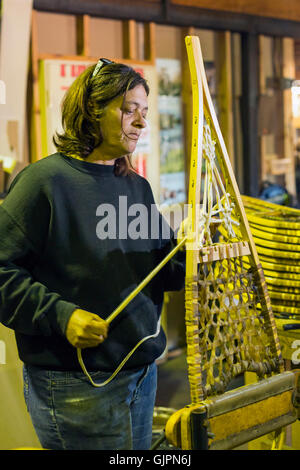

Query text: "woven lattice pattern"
[184, 38, 283, 405]
[186, 254, 280, 403]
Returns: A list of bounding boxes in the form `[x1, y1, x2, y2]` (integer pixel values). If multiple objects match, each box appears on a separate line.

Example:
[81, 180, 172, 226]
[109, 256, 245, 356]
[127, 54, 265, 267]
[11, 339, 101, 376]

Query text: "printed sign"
[156, 59, 186, 206]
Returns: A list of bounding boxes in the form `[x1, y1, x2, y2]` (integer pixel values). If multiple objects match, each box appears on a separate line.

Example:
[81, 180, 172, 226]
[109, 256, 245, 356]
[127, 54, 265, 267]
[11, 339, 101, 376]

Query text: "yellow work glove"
[66, 308, 109, 349]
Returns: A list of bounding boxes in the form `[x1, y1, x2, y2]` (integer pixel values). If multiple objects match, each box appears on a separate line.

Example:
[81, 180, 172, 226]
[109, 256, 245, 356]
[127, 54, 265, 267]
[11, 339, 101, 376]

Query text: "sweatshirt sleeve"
[0, 167, 78, 337]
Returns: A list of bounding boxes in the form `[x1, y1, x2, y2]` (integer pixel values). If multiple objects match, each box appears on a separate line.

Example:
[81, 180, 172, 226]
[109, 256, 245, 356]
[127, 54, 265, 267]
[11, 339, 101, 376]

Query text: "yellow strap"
[77, 319, 161, 388]
[255, 244, 300, 259]
[271, 305, 300, 316]
[275, 318, 300, 331]
[250, 226, 300, 245]
[268, 290, 300, 302]
[77, 237, 187, 387]
[253, 235, 300, 253]
[242, 194, 300, 215]
[265, 276, 300, 288]
[247, 213, 300, 229]
[250, 222, 300, 237]
[257, 258, 300, 274]
[243, 259, 300, 281]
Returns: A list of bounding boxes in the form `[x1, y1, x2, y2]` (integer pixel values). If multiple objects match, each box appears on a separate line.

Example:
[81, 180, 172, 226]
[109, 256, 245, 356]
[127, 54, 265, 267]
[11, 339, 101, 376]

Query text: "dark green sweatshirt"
[0, 153, 185, 371]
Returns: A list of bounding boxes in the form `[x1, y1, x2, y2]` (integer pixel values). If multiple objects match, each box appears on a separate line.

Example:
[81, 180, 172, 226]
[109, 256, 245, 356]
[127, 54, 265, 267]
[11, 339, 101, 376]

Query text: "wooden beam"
[173, 0, 300, 23]
[33, 0, 300, 38]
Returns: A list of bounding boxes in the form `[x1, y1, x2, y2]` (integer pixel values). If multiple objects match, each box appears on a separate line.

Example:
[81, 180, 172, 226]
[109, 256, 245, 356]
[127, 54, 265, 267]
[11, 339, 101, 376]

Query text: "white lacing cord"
[201, 123, 239, 243]
[77, 318, 161, 388]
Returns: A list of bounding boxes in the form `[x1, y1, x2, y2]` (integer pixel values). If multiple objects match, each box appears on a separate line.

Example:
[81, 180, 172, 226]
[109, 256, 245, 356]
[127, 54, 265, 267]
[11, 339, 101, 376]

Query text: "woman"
[0, 59, 185, 450]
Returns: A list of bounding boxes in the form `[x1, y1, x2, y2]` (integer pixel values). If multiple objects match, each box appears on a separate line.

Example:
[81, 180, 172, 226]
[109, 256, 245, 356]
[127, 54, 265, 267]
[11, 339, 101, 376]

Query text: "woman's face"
[99, 84, 148, 158]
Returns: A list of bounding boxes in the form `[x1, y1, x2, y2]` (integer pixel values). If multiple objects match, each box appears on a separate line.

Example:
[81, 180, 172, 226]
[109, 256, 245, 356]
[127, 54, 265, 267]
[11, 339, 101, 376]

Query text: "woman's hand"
[66, 309, 109, 349]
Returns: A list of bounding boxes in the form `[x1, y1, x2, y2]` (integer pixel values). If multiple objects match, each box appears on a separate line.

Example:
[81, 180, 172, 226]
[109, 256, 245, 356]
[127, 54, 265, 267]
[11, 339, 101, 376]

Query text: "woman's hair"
[53, 62, 149, 176]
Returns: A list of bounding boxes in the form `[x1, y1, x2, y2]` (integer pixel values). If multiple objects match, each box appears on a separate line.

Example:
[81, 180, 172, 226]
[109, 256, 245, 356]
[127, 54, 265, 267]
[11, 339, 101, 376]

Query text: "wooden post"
[231, 33, 244, 193]
[31, 9, 42, 162]
[273, 37, 284, 170]
[282, 37, 296, 201]
[144, 22, 156, 64]
[215, 31, 235, 171]
[241, 32, 260, 197]
[259, 35, 268, 182]
[76, 14, 90, 57]
[123, 19, 137, 61]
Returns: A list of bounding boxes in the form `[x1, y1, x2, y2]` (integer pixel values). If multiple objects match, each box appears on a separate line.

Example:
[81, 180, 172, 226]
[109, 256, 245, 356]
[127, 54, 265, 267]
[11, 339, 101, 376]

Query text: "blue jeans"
[23, 362, 157, 450]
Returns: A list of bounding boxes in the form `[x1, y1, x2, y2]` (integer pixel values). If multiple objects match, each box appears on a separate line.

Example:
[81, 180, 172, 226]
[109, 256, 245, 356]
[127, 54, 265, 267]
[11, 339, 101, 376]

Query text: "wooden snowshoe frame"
[165, 36, 300, 450]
